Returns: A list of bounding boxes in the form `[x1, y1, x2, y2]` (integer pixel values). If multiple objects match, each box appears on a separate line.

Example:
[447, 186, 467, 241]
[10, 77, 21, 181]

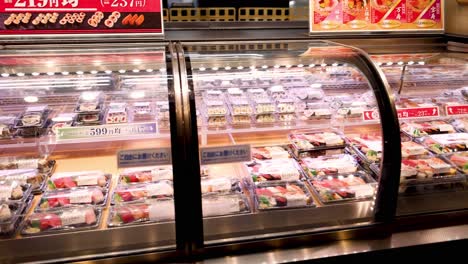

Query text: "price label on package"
[200, 144, 251, 165]
[0, 0, 163, 35]
[56, 122, 157, 140]
[397, 107, 439, 119]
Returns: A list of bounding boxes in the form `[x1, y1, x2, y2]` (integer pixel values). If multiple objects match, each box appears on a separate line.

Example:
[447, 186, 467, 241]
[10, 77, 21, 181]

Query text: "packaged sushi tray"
[201, 176, 242, 195]
[309, 172, 376, 204]
[401, 120, 456, 138]
[38, 186, 108, 210]
[202, 193, 250, 217]
[21, 206, 102, 235]
[288, 130, 346, 157]
[48, 170, 112, 190]
[442, 152, 468, 174]
[119, 166, 173, 184]
[0, 181, 32, 203]
[0, 156, 55, 174]
[347, 134, 382, 163]
[299, 154, 359, 178]
[0, 169, 48, 194]
[254, 181, 315, 210]
[245, 158, 303, 183]
[0, 197, 32, 237]
[108, 199, 175, 227]
[419, 133, 468, 154]
[251, 145, 291, 160]
[112, 181, 173, 204]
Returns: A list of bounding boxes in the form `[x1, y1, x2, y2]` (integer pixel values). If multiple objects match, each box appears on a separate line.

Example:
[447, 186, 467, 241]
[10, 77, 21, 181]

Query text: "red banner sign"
[397, 106, 439, 119]
[0, 0, 163, 34]
[446, 105, 468, 116]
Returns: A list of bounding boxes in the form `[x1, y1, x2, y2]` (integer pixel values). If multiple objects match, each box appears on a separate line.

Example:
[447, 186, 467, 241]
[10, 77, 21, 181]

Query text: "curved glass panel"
[183, 41, 386, 243]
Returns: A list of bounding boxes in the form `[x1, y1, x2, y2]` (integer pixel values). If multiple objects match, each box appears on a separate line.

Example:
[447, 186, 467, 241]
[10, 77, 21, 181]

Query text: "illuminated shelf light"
[212, 67, 219, 71]
[261, 65, 268, 69]
[320, 63, 327, 67]
[332, 63, 338, 67]
[286, 65, 292, 68]
[104, 70, 113, 74]
[31, 72, 40, 76]
[308, 64, 315, 67]
[297, 64, 304, 68]
[237, 66, 244, 70]
[1, 73, 9, 77]
[159, 68, 166, 72]
[377, 62, 383, 66]
[24, 96, 38, 103]
[146, 69, 154, 73]
[17, 72, 25, 77]
[76, 71, 84, 75]
[386, 62, 393, 66]
[132, 69, 140, 73]
[408, 61, 415, 65]
[90, 70, 98, 74]
[118, 70, 126, 73]
[61, 71, 69, 75]
[397, 61, 404, 65]
[224, 66, 231, 70]
[47, 72, 55, 76]
[249, 66, 255, 70]
[274, 65, 280, 69]
[418, 61, 425, 65]
[199, 67, 206, 71]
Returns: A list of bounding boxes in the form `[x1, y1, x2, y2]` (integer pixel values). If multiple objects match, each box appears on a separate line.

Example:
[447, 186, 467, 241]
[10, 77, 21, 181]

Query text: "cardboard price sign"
[0, 0, 163, 35]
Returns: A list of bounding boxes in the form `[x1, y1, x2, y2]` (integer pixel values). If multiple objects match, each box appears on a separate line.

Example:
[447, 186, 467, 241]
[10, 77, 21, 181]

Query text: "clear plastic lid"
[22, 206, 101, 235]
[421, 133, 468, 154]
[401, 141, 429, 158]
[38, 186, 108, 210]
[229, 98, 253, 115]
[451, 118, 468, 132]
[48, 170, 111, 190]
[201, 176, 241, 195]
[300, 154, 359, 178]
[276, 98, 296, 113]
[0, 115, 16, 126]
[255, 181, 314, 210]
[444, 152, 468, 174]
[202, 193, 250, 217]
[120, 165, 173, 184]
[310, 172, 376, 204]
[347, 134, 382, 163]
[15, 107, 50, 128]
[113, 181, 173, 204]
[399, 156, 459, 183]
[108, 199, 175, 227]
[302, 102, 332, 120]
[289, 131, 346, 153]
[401, 120, 456, 138]
[203, 99, 228, 116]
[251, 145, 290, 160]
[0, 181, 32, 203]
[246, 158, 302, 183]
[0, 169, 45, 193]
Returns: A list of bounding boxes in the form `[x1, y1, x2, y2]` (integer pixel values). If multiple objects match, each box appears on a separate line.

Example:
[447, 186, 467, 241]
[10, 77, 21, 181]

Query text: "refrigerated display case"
[371, 51, 468, 215]
[176, 40, 401, 244]
[0, 43, 180, 262]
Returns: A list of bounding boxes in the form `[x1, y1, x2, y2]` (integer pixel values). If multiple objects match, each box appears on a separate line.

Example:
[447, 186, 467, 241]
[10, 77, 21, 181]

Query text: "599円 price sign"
[1, 0, 163, 34]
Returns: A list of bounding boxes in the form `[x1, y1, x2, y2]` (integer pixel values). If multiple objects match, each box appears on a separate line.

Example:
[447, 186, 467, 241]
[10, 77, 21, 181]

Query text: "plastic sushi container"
[0, 157, 55, 174]
[201, 176, 242, 195]
[14, 105, 51, 137]
[254, 180, 315, 210]
[48, 170, 112, 190]
[202, 193, 250, 217]
[309, 171, 376, 204]
[0, 199, 31, 237]
[442, 152, 468, 174]
[49, 113, 76, 135]
[119, 166, 173, 184]
[401, 120, 456, 139]
[451, 118, 468, 133]
[0, 169, 47, 194]
[299, 154, 359, 178]
[245, 158, 303, 183]
[21, 206, 102, 236]
[419, 133, 468, 154]
[289, 130, 347, 158]
[0, 115, 17, 139]
[347, 133, 382, 164]
[251, 145, 291, 160]
[112, 181, 173, 204]
[108, 198, 175, 227]
[0, 181, 32, 203]
[37, 186, 108, 210]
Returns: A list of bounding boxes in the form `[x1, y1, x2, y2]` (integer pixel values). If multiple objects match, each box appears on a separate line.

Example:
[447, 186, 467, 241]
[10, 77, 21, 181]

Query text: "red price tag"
[446, 105, 468, 116]
[363, 109, 380, 121]
[397, 107, 439, 119]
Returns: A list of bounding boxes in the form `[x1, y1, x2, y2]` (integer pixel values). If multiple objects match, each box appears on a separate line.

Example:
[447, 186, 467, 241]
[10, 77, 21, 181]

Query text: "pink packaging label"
[313, 0, 343, 29]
